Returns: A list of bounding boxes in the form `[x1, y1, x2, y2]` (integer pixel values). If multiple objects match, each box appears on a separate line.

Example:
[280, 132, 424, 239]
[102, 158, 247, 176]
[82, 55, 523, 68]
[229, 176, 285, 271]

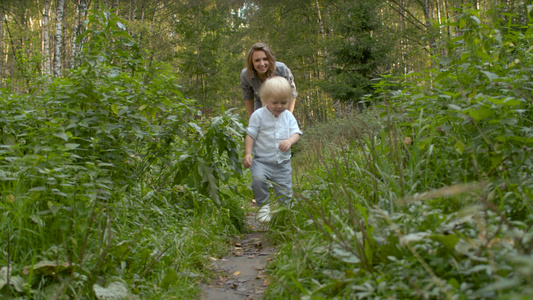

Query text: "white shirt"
[246, 107, 302, 164]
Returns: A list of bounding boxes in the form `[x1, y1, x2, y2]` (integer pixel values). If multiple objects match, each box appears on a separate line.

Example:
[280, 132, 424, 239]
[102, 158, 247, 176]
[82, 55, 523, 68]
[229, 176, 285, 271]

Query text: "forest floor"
[200, 204, 276, 300]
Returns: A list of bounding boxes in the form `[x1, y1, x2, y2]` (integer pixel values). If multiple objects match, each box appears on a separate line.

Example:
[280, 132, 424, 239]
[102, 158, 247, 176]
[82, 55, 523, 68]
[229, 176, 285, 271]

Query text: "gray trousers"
[250, 158, 293, 207]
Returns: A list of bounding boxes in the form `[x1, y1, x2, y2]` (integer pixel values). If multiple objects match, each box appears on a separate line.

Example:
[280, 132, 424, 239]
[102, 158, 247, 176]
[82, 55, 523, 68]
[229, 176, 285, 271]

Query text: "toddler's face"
[264, 96, 289, 117]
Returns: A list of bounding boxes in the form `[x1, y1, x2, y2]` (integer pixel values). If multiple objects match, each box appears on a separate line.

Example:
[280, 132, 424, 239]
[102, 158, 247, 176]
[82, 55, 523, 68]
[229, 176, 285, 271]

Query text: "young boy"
[243, 76, 302, 222]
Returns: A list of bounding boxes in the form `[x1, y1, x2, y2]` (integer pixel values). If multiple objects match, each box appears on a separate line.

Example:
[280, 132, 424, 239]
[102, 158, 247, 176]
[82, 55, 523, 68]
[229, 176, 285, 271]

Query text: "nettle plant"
[1, 9, 245, 298]
[386, 9, 533, 186]
[368, 8, 533, 297]
[267, 9, 532, 300]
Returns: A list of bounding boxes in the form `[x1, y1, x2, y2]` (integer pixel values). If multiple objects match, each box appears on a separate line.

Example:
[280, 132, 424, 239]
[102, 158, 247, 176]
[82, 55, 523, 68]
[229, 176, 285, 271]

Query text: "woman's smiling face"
[252, 50, 270, 76]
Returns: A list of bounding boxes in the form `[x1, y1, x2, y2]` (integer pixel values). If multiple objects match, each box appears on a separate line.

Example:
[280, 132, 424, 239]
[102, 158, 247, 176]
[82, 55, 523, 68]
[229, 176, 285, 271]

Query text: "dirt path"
[200, 211, 276, 300]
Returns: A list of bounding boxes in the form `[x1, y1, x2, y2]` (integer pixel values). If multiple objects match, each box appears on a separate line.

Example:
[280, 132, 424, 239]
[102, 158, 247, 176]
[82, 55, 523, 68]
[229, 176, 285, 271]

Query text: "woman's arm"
[289, 97, 296, 113]
[245, 99, 255, 120]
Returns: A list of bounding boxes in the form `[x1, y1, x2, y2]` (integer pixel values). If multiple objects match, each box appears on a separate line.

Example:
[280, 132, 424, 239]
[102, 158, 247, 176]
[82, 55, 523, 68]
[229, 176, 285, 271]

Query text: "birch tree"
[71, 0, 89, 68]
[0, 9, 4, 82]
[53, 0, 65, 77]
[42, 0, 52, 76]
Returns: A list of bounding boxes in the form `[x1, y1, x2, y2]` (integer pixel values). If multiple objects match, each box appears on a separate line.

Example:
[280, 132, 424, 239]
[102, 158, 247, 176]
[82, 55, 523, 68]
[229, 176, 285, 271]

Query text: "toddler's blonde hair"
[259, 76, 293, 102]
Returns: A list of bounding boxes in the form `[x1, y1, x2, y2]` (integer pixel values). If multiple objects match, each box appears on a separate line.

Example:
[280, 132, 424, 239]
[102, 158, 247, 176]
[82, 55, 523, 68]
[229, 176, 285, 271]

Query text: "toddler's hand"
[279, 140, 292, 152]
[243, 154, 253, 168]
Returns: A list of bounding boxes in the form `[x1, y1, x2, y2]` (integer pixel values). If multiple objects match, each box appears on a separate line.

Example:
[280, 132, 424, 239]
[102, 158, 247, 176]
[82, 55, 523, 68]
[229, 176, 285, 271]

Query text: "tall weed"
[266, 9, 532, 299]
[0, 9, 247, 299]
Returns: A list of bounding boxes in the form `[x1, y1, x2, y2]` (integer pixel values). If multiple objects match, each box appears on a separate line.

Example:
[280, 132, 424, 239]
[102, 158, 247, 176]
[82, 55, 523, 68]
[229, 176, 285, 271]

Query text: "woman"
[240, 43, 297, 119]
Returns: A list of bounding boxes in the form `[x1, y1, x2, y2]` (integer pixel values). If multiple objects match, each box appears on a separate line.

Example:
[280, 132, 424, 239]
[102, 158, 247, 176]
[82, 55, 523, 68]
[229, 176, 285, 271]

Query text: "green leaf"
[0, 267, 7, 290]
[477, 277, 520, 293]
[189, 122, 204, 136]
[464, 106, 494, 121]
[111, 103, 119, 115]
[48, 201, 61, 215]
[53, 132, 69, 141]
[107, 69, 119, 78]
[3, 134, 16, 145]
[448, 104, 462, 111]
[161, 268, 179, 289]
[9, 276, 25, 293]
[93, 282, 130, 300]
[430, 234, 459, 252]
[110, 241, 130, 259]
[481, 71, 499, 82]
[498, 118, 518, 125]
[454, 141, 465, 154]
[332, 246, 360, 264]
[29, 186, 47, 192]
[502, 97, 522, 106]
[198, 162, 220, 206]
[448, 278, 460, 289]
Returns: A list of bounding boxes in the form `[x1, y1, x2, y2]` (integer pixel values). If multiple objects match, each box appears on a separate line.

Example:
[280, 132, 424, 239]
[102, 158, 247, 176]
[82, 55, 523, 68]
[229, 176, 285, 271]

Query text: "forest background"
[1, 0, 532, 299]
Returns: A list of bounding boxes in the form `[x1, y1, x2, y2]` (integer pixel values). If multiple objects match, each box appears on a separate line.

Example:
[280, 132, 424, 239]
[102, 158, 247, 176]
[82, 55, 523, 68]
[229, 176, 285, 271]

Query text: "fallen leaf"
[23, 260, 73, 275]
[233, 271, 241, 276]
[263, 278, 270, 286]
[208, 257, 218, 261]
[235, 243, 242, 247]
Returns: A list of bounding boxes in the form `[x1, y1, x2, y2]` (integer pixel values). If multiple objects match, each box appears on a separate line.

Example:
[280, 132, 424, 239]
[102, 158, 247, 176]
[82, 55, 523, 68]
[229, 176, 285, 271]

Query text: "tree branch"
[386, 0, 428, 29]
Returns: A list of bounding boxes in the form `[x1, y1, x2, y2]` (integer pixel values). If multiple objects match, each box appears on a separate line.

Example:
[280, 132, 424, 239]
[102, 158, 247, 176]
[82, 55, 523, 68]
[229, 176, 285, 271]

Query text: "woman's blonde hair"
[245, 42, 277, 79]
[259, 76, 292, 102]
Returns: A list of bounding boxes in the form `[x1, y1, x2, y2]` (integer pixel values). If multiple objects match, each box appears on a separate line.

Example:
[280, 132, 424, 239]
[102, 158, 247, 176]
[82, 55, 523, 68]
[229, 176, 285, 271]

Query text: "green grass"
[1, 176, 248, 299]
[263, 104, 533, 299]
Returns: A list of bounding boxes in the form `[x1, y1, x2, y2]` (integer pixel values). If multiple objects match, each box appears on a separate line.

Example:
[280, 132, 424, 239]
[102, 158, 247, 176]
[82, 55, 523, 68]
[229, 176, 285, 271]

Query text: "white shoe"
[257, 205, 271, 223]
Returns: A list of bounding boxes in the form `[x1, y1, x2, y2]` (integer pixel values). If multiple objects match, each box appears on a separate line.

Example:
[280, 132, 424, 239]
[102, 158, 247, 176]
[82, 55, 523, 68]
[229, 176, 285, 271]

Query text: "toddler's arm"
[279, 133, 300, 152]
[243, 135, 255, 168]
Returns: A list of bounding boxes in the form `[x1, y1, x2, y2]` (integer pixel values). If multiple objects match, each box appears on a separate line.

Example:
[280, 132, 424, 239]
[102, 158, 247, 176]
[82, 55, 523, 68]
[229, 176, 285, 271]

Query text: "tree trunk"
[115, 0, 120, 17]
[42, 0, 52, 76]
[316, 1, 326, 40]
[518, 0, 527, 26]
[54, 0, 66, 77]
[129, 0, 133, 20]
[132, 0, 138, 20]
[140, 0, 145, 22]
[0, 9, 4, 83]
[71, 0, 89, 69]
[315, 0, 326, 81]
[333, 99, 343, 118]
[195, 8, 201, 101]
[420, 0, 434, 52]
[322, 1, 345, 118]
